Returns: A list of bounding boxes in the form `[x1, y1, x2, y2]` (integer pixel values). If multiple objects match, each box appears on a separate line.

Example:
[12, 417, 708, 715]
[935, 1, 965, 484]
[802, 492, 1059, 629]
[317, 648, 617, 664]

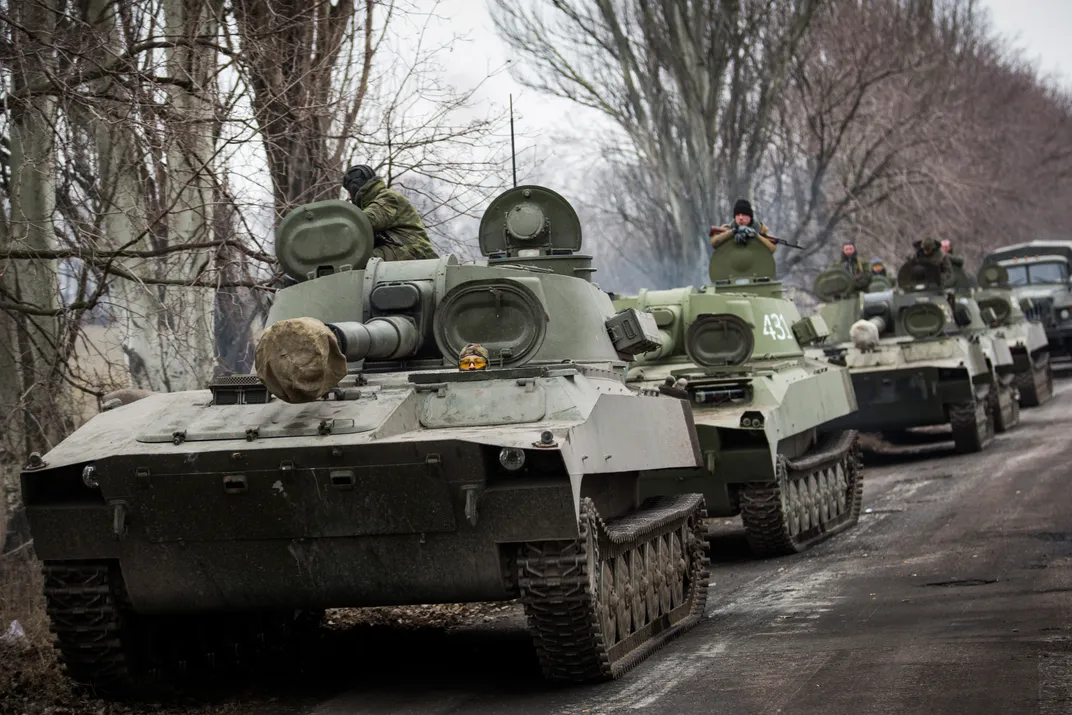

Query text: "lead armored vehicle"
[815, 257, 1012, 452]
[974, 263, 1052, 406]
[613, 235, 863, 557]
[983, 240, 1072, 359]
[21, 186, 711, 691]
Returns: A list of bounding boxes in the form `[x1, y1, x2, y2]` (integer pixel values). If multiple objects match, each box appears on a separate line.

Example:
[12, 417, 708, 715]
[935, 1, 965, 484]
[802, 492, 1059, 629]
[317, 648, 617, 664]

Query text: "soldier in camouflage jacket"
[343, 165, 439, 261]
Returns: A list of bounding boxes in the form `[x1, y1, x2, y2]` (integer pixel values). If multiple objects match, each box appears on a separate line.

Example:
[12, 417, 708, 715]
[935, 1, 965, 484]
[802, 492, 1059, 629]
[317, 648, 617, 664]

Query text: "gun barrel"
[867, 315, 887, 334]
[327, 317, 420, 361]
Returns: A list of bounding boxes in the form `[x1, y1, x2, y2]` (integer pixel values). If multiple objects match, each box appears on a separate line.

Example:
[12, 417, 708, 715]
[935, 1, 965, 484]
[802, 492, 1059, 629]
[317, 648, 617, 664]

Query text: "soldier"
[911, 237, 955, 288]
[831, 240, 870, 290]
[870, 257, 888, 278]
[458, 343, 490, 371]
[342, 165, 439, 261]
[940, 238, 952, 254]
[709, 199, 776, 253]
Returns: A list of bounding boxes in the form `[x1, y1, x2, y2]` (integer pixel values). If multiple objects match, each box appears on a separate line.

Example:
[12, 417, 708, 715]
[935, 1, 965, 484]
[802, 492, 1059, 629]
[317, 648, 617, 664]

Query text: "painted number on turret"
[762, 313, 794, 340]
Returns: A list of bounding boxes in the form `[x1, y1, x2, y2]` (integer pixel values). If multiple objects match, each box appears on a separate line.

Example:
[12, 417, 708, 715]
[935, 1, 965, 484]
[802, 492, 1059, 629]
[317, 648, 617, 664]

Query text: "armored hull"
[22, 187, 711, 692]
[614, 239, 864, 557]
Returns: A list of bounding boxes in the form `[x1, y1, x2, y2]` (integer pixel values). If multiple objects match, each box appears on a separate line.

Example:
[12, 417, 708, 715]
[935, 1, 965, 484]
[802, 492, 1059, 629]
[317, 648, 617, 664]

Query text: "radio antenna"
[510, 94, 517, 188]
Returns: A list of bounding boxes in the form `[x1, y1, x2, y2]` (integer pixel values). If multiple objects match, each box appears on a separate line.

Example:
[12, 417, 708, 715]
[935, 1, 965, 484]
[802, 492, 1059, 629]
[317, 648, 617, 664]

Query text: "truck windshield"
[1005, 261, 1068, 285]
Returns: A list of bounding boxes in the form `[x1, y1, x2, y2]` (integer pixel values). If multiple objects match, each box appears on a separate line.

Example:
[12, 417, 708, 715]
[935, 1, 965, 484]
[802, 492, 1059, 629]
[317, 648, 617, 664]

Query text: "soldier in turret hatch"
[911, 237, 955, 288]
[870, 257, 888, 278]
[709, 199, 777, 254]
[829, 240, 871, 290]
[342, 165, 439, 261]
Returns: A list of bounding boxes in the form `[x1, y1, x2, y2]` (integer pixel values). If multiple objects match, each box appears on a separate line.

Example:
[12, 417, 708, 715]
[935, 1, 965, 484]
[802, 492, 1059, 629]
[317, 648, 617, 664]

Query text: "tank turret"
[478, 185, 595, 280]
[612, 235, 862, 558]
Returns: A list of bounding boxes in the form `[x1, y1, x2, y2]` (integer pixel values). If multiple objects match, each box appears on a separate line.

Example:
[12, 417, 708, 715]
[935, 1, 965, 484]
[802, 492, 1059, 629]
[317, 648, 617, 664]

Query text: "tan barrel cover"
[254, 317, 347, 403]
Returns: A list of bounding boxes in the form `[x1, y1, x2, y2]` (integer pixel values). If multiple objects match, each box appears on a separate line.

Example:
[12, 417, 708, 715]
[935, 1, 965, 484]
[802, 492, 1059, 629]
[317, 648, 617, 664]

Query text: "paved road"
[278, 380, 1072, 715]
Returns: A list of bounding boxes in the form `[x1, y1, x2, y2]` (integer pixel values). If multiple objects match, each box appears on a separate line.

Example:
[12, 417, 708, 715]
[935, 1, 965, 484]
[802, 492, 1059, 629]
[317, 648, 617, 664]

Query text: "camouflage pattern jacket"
[352, 179, 438, 261]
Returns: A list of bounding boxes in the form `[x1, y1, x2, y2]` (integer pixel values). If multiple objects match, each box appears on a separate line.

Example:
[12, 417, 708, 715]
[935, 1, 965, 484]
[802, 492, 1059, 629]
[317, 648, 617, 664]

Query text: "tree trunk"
[8, 0, 62, 456]
[82, 0, 220, 392]
[159, 0, 220, 388]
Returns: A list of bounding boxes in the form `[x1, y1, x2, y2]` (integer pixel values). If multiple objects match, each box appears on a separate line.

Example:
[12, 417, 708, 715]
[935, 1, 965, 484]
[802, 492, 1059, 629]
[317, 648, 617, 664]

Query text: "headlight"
[499, 447, 526, 471]
[1061, 309, 1070, 321]
[685, 314, 755, 367]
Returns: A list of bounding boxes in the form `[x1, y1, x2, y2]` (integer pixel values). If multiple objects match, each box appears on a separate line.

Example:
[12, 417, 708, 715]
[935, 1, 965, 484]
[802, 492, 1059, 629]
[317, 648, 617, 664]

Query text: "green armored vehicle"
[613, 235, 863, 557]
[20, 186, 711, 691]
[983, 240, 1072, 359]
[815, 257, 1016, 452]
[974, 263, 1053, 406]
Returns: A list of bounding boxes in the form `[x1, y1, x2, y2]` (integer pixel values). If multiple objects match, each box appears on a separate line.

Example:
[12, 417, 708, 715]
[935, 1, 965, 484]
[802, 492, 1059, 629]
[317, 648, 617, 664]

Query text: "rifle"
[764, 235, 804, 249]
[709, 225, 804, 249]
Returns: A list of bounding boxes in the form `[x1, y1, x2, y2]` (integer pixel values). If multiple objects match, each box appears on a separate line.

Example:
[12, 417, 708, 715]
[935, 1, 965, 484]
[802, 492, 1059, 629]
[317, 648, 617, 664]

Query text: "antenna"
[510, 94, 517, 188]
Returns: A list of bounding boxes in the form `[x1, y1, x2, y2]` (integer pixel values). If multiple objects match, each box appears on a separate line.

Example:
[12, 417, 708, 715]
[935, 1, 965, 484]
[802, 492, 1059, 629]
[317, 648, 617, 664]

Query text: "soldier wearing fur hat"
[709, 198, 777, 253]
[343, 164, 439, 261]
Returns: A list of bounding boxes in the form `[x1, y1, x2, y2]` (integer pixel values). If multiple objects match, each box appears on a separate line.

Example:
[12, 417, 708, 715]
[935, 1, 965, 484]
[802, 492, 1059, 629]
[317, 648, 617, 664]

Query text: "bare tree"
[491, 0, 819, 286]
[231, 0, 511, 233]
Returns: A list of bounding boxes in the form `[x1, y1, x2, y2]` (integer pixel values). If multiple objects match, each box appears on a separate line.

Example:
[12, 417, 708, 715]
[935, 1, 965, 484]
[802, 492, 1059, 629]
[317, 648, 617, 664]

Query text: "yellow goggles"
[459, 355, 487, 371]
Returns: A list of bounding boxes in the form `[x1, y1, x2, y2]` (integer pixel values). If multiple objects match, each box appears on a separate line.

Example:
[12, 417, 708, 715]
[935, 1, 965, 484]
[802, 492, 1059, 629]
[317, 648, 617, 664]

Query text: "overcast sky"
[420, 0, 1072, 186]
[982, 0, 1072, 86]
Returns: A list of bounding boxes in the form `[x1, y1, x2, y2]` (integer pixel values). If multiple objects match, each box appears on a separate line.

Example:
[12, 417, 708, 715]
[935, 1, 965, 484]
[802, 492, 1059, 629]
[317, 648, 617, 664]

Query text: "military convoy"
[613, 234, 864, 557]
[20, 186, 713, 691]
[16, 183, 1062, 698]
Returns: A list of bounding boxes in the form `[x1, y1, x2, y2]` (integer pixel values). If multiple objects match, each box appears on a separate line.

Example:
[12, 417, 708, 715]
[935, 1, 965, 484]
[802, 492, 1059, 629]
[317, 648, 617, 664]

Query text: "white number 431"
[762, 313, 794, 341]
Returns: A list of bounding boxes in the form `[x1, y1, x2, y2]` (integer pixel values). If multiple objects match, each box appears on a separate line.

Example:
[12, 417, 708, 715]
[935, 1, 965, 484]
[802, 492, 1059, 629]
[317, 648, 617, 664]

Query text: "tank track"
[950, 390, 994, 454]
[1016, 354, 1053, 408]
[989, 376, 1020, 433]
[517, 494, 709, 682]
[42, 561, 320, 694]
[737, 430, 863, 558]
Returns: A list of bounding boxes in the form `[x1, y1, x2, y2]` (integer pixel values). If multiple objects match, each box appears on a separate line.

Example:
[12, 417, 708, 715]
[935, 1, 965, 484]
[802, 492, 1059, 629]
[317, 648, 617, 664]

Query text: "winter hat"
[732, 199, 754, 219]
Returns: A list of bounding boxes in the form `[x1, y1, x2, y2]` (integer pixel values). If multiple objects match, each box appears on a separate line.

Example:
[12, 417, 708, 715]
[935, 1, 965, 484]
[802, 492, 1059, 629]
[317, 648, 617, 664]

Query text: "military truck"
[815, 257, 1014, 452]
[20, 186, 712, 691]
[983, 241, 1072, 359]
[975, 263, 1053, 406]
[613, 234, 863, 557]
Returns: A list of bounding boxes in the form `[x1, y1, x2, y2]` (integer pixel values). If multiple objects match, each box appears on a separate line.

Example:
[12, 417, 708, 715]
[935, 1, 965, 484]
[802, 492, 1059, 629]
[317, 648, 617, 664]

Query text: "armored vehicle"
[20, 186, 712, 691]
[612, 235, 863, 557]
[974, 263, 1053, 406]
[983, 241, 1072, 358]
[816, 257, 1014, 452]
